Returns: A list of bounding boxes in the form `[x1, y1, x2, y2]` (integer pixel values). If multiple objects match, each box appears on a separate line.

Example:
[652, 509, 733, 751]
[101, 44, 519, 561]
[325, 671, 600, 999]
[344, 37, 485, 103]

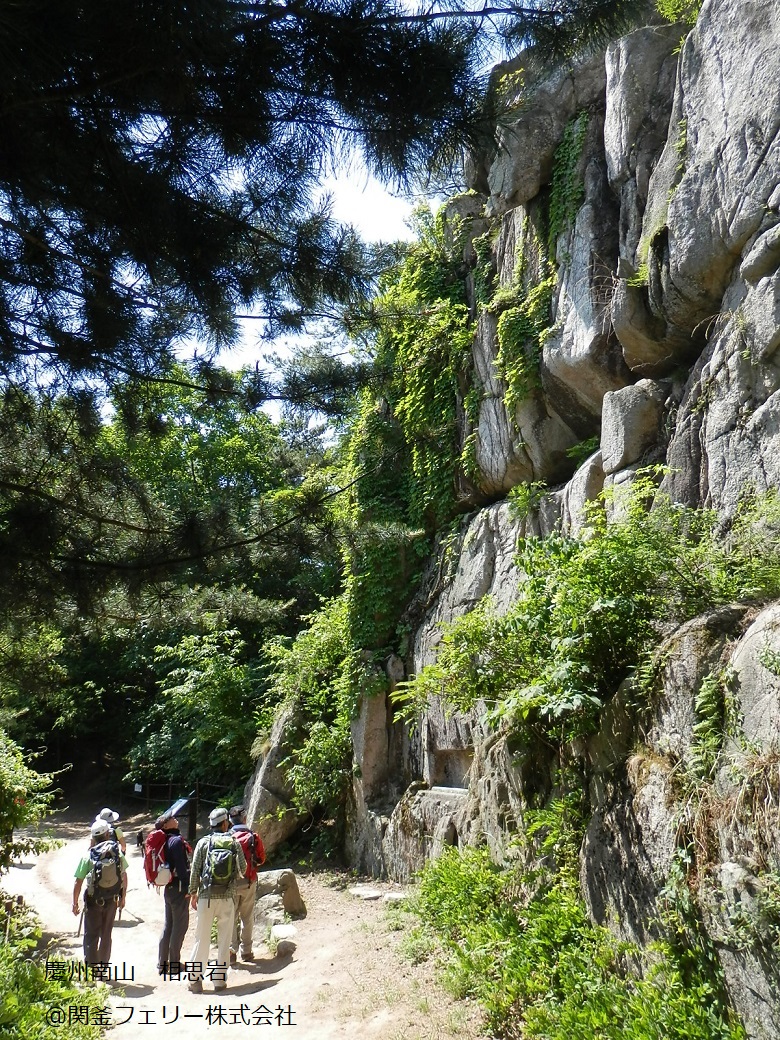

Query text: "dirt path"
[4, 810, 490, 1040]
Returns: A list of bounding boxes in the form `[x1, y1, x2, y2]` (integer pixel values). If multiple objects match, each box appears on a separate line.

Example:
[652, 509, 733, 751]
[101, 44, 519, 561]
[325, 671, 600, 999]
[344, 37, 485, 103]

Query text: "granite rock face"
[486, 51, 607, 215]
[245, 705, 302, 851]
[257, 5, 780, 1033]
[581, 604, 780, 1039]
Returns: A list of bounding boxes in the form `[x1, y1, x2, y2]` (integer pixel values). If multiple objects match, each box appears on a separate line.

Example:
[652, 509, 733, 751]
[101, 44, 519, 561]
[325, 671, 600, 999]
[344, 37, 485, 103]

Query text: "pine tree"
[0, 0, 651, 388]
[0, 0, 651, 620]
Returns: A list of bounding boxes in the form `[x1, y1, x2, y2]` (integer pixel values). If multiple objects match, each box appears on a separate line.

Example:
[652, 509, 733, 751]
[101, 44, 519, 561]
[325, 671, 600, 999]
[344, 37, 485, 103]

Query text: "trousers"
[158, 882, 190, 970]
[83, 896, 117, 966]
[189, 895, 234, 984]
[232, 877, 257, 956]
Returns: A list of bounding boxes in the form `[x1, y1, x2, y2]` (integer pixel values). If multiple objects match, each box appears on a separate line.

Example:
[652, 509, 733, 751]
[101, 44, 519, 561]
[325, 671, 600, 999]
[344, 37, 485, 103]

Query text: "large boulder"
[600, 379, 669, 474]
[486, 52, 607, 215]
[245, 705, 302, 853]
[616, 0, 780, 374]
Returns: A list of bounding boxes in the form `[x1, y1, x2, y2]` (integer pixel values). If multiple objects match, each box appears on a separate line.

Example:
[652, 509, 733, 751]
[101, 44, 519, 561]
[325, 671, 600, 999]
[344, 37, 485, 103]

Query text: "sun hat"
[91, 819, 111, 839]
[97, 807, 120, 823]
[209, 806, 228, 827]
[228, 804, 245, 820]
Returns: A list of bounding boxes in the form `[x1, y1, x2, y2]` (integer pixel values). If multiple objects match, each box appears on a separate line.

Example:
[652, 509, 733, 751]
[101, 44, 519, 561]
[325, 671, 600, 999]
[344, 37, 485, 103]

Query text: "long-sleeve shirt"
[188, 830, 246, 899]
[163, 827, 191, 890]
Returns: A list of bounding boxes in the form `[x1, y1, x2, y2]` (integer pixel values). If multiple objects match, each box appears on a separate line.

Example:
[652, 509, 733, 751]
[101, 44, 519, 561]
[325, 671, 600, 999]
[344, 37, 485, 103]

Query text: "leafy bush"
[656, 0, 702, 25]
[396, 480, 780, 741]
[0, 730, 58, 875]
[413, 806, 745, 1040]
[0, 898, 107, 1038]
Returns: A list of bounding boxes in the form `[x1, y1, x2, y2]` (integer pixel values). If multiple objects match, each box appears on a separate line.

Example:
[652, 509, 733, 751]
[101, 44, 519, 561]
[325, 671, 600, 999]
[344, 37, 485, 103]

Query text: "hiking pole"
[76, 908, 84, 938]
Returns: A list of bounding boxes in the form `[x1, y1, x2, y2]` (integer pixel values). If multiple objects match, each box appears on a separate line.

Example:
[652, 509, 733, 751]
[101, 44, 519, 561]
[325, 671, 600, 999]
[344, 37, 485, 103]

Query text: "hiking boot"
[187, 980, 203, 994]
[229, 949, 237, 964]
[214, 983, 227, 992]
[241, 951, 255, 961]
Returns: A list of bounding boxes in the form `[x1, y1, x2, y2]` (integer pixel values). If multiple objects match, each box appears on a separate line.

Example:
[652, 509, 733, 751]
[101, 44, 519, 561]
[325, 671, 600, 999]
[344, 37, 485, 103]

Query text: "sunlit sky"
[216, 171, 417, 372]
[320, 170, 417, 243]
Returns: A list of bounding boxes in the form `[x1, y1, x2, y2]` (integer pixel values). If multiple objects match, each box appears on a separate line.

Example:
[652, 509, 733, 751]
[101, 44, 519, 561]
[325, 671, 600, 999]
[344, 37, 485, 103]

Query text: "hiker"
[94, 807, 127, 853]
[228, 804, 266, 963]
[154, 810, 192, 976]
[72, 818, 128, 967]
[187, 806, 246, 993]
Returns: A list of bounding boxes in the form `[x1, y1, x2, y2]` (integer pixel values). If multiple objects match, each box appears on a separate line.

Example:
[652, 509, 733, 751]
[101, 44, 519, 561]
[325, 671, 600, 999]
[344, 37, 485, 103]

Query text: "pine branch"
[41, 451, 402, 574]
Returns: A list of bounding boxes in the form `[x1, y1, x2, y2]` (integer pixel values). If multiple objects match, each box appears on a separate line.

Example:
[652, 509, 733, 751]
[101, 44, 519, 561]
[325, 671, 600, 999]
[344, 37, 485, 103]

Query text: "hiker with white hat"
[94, 807, 127, 853]
[186, 806, 246, 993]
[72, 818, 128, 967]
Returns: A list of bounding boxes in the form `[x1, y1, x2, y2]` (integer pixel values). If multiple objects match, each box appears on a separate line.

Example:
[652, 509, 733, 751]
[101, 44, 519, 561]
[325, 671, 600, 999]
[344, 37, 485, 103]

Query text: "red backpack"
[234, 829, 265, 882]
[143, 830, 193, 888]
[144, 829, 171, 887]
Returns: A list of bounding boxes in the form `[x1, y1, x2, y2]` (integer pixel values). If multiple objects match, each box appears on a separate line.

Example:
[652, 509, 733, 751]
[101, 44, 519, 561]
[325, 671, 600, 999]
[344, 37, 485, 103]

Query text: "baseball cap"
[91, 819, 111, 839]
[209, 807, 228, 827]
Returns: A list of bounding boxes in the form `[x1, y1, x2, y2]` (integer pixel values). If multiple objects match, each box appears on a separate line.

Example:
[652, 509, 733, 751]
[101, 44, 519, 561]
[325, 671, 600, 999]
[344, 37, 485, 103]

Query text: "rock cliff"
[247, 2, 780, 1034]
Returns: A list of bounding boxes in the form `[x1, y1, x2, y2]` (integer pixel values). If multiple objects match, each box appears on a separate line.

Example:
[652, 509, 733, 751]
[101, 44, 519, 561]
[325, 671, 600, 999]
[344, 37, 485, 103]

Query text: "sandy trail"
[3, 810, 490, 1040]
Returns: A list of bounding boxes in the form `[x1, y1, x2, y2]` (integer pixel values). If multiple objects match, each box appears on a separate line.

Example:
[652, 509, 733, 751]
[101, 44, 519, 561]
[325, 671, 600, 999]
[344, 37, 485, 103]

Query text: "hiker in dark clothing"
[155, 810, 191, 976]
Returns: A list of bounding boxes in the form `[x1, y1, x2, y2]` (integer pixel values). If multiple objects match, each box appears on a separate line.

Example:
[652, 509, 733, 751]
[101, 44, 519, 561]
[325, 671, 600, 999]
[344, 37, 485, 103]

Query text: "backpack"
[88, 840, 122, 899]
[234, 829, 265, 883]
[144, 829, 171, 887]
[144, 829, 193, 887]
[201, 834, 237, 894]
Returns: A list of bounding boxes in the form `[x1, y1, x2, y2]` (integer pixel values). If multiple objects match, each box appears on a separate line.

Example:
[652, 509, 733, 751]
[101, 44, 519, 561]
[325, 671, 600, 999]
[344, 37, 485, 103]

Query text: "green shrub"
[413, 808, 745, 1040]
[0, 899, 108, 1039]
[0, 730, 58, 875]
[656, 0, 702, 25]
[396, 480, 780, 742]
[565, 435, 600, 466]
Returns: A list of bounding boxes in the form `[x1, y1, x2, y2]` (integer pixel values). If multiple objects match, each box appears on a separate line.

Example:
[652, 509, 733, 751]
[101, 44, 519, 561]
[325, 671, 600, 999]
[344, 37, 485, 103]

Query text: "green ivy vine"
[548, 111, 589, 255]
[494, 274, 556, 414]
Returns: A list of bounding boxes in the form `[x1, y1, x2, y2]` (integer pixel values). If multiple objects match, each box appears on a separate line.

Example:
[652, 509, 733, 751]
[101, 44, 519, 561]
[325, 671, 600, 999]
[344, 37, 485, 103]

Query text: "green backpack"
[202, 834, 237, 894]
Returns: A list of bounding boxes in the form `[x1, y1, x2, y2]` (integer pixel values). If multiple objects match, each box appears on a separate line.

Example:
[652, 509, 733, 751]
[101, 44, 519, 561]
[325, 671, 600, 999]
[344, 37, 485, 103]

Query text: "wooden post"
[187, 784, 198, 845]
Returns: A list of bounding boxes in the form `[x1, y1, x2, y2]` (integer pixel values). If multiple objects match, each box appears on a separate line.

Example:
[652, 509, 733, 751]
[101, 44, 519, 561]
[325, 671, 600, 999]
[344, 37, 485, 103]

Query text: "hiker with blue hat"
[186, 806, 246, 993]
